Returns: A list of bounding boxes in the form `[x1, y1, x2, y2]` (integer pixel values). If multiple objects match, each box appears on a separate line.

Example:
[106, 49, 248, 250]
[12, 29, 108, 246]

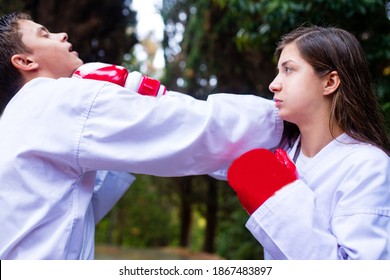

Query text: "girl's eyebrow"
[274, 60, 298, 73]
[280, 60, 294, 67]
[275, 60, 293, 72]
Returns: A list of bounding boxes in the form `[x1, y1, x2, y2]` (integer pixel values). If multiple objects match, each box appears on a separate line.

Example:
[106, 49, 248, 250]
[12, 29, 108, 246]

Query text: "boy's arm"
[76, 86, 283, 177]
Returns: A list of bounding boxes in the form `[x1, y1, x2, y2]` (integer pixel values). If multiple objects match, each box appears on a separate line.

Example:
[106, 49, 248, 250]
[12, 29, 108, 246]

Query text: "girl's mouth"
[274, 98, 283, 107]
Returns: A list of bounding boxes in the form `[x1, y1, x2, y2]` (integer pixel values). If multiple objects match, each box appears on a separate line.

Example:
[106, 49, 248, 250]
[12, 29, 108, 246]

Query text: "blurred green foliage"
[95, 175, 263, 259]
[95, 175, 179, 247]
[163, 0, 390, 132]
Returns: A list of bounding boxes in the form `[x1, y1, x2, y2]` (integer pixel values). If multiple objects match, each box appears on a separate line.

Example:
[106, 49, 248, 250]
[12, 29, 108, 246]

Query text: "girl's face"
[269, 43, 329, 126]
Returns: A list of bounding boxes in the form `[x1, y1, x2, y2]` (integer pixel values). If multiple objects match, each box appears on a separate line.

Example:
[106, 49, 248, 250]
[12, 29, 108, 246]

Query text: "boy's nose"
[55, 32, 68, 42]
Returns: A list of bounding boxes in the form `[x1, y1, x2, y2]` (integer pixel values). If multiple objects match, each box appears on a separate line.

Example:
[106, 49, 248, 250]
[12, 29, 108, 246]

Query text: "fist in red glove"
[227, 148, 298, 215]
[72, 62, 166, 97]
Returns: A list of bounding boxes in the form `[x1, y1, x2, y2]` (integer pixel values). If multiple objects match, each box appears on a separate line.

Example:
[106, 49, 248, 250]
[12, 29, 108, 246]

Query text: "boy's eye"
[38, 27, 50, 38]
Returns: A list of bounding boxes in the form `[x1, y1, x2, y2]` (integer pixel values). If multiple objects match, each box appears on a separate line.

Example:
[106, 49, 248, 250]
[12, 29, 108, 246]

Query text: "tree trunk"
[203, 176, 217, 252]
[176, 177, 193, 247]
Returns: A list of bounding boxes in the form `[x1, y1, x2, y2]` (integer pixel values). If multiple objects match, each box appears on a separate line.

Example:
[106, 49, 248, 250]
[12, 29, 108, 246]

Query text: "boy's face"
[17, 19, 83, 78]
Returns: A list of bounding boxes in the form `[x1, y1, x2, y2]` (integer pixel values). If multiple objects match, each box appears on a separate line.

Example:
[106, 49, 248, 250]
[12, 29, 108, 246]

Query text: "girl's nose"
[269, 77, 281, 93]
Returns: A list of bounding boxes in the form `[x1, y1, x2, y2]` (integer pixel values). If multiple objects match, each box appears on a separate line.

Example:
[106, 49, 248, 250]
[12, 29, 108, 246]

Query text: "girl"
[228, 26, 390, 259]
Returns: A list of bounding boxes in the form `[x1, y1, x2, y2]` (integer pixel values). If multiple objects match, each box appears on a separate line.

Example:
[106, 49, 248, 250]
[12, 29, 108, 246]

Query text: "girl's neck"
[298, 122, 343, 158]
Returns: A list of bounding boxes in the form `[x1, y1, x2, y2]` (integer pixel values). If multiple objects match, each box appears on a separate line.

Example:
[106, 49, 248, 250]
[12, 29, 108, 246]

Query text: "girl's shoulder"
[335, 134, 389, 167]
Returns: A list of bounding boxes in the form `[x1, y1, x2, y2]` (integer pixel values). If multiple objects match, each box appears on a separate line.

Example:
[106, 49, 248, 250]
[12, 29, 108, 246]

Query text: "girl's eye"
[284, 67, 292, 73]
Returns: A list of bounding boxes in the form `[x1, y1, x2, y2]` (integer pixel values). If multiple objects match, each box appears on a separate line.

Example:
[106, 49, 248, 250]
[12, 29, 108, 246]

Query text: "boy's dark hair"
[0, 12, 31, 113]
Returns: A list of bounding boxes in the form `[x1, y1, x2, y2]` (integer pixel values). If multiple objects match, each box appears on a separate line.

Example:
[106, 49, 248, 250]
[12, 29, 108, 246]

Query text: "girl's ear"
[323, 71, 340, 96]
[11, 54, 38, 72]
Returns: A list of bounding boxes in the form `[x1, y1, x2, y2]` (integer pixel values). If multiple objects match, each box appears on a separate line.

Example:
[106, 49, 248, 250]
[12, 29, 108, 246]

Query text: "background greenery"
[1, 0, 389, 259]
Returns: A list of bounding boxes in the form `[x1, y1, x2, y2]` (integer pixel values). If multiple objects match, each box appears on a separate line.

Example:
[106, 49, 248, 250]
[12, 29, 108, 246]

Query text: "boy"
[0, 12, 282, 259]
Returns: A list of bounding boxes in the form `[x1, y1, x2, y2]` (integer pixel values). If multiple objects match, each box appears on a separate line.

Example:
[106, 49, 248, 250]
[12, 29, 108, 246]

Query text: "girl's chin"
[278, 112, 295, 124]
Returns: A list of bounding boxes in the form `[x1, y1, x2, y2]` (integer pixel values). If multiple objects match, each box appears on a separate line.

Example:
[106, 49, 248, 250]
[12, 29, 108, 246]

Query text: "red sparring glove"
[72, 62, 167, 97]
[227, 148, 298, 215]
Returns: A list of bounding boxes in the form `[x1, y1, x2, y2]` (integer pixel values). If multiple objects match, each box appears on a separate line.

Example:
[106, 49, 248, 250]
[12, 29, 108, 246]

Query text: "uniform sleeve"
[246, 180, 340, 259]
[76, 85, 283, 176]
[246, 152, 390, 260]
[92, 171, 136, 223]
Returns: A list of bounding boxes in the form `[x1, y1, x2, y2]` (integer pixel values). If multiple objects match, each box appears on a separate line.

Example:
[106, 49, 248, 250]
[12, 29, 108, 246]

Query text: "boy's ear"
[323, 71, 340, 96]
[11, 54, 38, 72]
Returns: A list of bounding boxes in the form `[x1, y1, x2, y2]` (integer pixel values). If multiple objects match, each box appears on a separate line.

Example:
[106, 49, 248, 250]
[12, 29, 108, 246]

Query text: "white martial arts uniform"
[246, 133, 390, 259]
[0, 77, 282, 259]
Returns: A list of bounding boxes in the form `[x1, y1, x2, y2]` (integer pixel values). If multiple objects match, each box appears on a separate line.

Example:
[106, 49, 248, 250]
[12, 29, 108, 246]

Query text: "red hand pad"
[74, 65, 129, 87]
[274, 148, 298, 177]
[227, 149, 297, 214]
